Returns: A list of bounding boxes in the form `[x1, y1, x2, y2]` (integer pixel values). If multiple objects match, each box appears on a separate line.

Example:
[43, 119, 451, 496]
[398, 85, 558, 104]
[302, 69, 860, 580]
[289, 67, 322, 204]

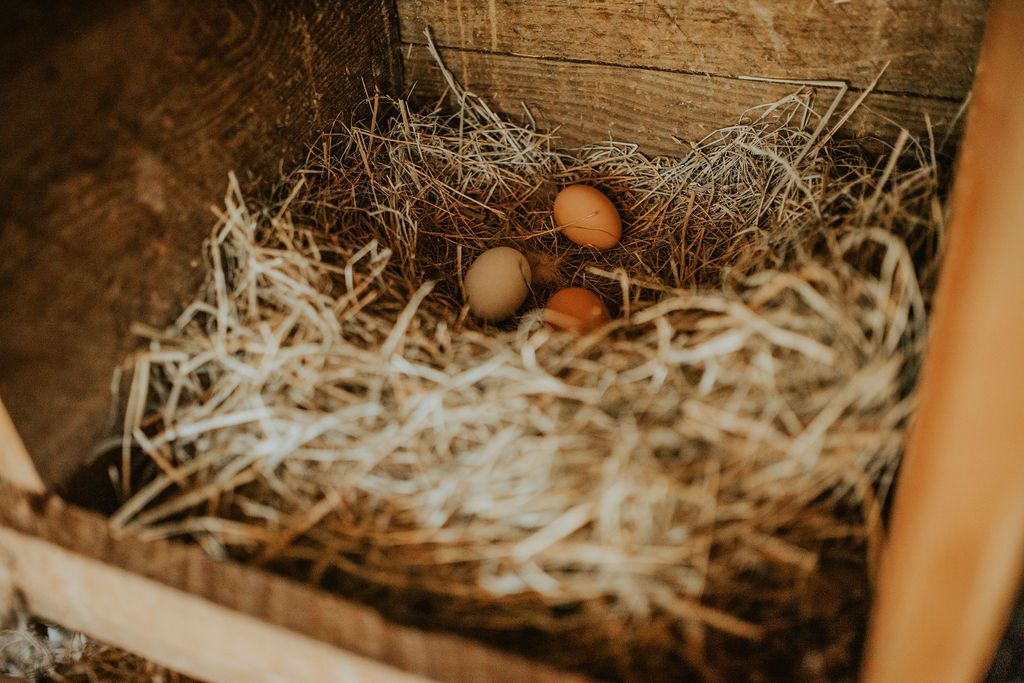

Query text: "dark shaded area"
[988, 590, 1024, 683]
[0, 0, 400, 490]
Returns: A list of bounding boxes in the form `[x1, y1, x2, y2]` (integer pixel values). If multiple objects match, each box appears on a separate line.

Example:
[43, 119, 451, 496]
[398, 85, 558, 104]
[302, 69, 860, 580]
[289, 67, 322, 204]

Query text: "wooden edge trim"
[0, 524, 428, 683]
[0, 483, 588, 683]
[0, 397, 45, 494]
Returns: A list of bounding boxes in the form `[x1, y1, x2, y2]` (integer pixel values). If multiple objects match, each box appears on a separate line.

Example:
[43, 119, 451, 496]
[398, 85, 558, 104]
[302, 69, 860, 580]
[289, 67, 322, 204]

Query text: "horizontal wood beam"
[403, 44, 965, 157]
[398, 0, 986, 100]
[0, 483, 586, 683]
[0, 525, 426, 683]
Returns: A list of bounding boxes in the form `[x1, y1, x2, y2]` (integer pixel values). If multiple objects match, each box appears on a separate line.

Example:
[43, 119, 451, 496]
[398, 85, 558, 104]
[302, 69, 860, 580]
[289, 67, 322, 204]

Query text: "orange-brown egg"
[545, 287, 610, 333]
[553, 185, 622, 250]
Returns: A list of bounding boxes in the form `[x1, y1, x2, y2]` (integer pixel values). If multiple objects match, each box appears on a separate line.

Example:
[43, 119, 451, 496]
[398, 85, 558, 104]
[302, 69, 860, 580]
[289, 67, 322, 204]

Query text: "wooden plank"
[0, 482, 587, 683]
[397, 0, 987, 99]
[0, 1, 400, 491]
[403, 45, 965, 157]
[0, 397, 44, 494]
[862, 2, 1024, 681]
[0, 526, 428, 683]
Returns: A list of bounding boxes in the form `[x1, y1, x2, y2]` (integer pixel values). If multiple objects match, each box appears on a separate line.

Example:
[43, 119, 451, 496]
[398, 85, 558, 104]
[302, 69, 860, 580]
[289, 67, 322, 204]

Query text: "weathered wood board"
[0, 527, 428, 683]
[398, 0, 987, 98]
[0, 2, 399, 490]
[397, 0, 984, 155]
[0, 481, 585, 683]
[403, 45, 965, 157]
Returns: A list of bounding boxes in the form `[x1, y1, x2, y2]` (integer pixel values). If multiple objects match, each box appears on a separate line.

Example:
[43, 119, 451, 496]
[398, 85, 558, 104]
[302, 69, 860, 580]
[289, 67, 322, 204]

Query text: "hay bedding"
[106, 47, 946, 682]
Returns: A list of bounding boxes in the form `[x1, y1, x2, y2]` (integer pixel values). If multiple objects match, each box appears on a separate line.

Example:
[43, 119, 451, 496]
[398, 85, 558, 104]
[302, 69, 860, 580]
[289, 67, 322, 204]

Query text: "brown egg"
[553, 185, 622, 250]
[545, 288, 610, 333]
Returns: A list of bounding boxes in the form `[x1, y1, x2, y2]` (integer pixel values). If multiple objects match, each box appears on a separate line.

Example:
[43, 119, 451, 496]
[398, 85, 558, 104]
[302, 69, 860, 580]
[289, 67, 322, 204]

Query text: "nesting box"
[1, 2, 1018, 682]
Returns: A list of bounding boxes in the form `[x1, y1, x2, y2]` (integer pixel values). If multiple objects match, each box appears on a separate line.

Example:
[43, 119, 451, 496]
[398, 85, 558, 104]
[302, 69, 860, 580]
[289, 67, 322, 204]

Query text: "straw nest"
[108, 46, 948, 681]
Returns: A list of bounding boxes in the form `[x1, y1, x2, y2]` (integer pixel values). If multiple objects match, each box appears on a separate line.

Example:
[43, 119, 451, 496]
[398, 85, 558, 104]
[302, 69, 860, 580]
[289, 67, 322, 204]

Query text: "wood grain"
[0, 1, 400, 490]
[397, 0, 987, 99]
[404, 44, 965, 157]
[0, 527, 428, 683]
[0, 483, 587, 683]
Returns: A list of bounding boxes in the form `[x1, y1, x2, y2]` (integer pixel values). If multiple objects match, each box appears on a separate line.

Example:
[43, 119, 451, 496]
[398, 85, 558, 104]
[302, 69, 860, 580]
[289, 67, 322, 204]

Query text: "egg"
[464, 247, 532, 322]
[545, 287, 610, 333]
[553, 185, 622, 250]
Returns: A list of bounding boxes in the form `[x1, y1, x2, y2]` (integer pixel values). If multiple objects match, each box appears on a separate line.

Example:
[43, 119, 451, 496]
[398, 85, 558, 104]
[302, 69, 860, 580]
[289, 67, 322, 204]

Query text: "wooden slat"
[404, 45, 965, 157]
[862, 2, 1024, 681]
[0, 397, 44, 494]
[0, 1, 400, 490]
[397, 0, 987, 99]
[0, 526, 427, 683]
[0, 482, 587, 683]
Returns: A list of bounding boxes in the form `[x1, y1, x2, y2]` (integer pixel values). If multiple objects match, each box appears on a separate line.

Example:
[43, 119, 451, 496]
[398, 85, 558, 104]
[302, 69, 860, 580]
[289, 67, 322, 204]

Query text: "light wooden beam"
[0, 482, 586, 683]
[0, 524, 429, 683]
[0, 398, 44, 494]
[863, 1, 1024, 681]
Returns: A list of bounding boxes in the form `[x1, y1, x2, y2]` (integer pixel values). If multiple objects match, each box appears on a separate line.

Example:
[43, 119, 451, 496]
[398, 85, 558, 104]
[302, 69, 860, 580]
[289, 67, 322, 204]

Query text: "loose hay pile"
[108, 52, 948, 681]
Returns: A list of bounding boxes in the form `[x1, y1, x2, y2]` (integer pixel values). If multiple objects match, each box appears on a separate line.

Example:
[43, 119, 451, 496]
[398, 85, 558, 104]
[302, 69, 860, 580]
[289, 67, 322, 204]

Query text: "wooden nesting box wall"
[1, 2, 1014, 682]
[0, 1, 400, 490]
[399, 1, 986, 154]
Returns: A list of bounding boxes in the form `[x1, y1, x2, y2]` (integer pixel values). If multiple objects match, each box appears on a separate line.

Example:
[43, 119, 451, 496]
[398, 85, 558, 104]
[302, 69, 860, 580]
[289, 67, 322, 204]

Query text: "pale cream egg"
[464, 246, 532, 322]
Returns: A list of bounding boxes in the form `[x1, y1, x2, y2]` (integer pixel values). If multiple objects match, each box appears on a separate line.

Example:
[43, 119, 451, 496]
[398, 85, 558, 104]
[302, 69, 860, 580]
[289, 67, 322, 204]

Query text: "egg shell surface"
[545, 287, 610, 333]
[464, 247, 532, 322]
[553, 185, 622, 250]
